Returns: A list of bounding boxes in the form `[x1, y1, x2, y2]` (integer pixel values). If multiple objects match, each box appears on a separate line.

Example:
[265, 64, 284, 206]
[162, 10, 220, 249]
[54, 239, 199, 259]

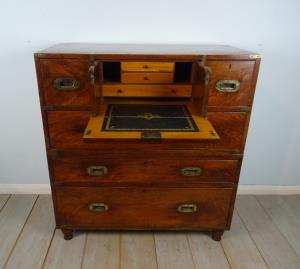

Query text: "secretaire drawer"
[121, 61, 174, 72]
[39, 59, 91, 106]
[47, 111, 249, 152]
[52, 158, 239, 185]
[207, 60, 256, 108]
[55, 187, 233, 229]
[121, 72, 174, 84]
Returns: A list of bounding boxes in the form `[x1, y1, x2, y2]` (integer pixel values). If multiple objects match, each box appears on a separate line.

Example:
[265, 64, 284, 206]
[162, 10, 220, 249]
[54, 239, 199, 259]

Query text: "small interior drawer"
[121, 61, 174, 72]
[121, 72, 174, 84]
[102, 84, 192, 98]
[55, 186, 233, 229]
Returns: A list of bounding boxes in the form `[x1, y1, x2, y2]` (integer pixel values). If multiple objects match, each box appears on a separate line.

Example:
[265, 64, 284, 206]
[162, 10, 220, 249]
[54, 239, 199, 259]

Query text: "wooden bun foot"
[62, 229, 74, 240]
[211, 231, 224, 241]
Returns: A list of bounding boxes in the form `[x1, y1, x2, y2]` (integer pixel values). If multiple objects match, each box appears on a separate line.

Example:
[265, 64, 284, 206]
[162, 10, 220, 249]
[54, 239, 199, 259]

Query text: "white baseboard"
[237, 185, 300, 195]
[0, 184, 51, 194]
[0, 184, 300, 195]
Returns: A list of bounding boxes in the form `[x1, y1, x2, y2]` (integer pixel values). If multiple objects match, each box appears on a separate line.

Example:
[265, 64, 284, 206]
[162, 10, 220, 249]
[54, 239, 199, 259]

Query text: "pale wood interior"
[86, 60, 211, 141]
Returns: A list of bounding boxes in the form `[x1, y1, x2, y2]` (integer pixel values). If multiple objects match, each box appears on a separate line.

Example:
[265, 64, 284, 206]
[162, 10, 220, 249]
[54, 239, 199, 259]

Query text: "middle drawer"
[121, 72, 174, 84]
[52, 157, 239, 185]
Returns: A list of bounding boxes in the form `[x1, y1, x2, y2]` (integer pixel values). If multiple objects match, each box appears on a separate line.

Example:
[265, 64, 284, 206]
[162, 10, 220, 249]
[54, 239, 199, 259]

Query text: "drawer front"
[52, 158, 239, 185]
[47, 111, 248, 152]
[55, 187, 233, 229]
[102, 84, 192, 98]
[121, 62, 174, 72]
[121, 72, 174, 84]
[208, 60, 256, 108]
[39, 59, 91, 106]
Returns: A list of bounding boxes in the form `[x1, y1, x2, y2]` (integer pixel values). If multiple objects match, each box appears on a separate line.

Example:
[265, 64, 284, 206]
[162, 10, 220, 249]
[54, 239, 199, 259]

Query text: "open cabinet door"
[192, 60, 212, 117]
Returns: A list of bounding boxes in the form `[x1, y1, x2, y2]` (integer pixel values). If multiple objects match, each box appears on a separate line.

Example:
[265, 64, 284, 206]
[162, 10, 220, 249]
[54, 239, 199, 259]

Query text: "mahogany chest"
[34, 43, 260, 241]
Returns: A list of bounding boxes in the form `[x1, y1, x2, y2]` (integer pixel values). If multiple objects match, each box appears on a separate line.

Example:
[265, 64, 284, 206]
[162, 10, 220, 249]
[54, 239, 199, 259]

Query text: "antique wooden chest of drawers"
[34, 43, 260, 241]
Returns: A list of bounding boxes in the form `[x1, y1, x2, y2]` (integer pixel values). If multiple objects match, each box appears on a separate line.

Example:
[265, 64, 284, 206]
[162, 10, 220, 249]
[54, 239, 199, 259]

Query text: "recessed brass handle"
[178, 204, 198, 213]
[88, 203, 109, 212]
[87, 166, 108, 176]
[53, 77, 80, 91]
[181, 167, 202, 176]
[216, 80, 240, 92]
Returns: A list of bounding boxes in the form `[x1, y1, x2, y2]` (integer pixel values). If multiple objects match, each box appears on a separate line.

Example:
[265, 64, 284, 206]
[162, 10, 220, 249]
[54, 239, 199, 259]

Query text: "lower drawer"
[55, 187, 233, 230]
[52, 157, 239, 185]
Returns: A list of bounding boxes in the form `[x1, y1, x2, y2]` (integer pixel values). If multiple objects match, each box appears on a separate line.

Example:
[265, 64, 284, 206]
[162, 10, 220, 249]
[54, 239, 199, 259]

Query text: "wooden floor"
[0, 195, 299, 269]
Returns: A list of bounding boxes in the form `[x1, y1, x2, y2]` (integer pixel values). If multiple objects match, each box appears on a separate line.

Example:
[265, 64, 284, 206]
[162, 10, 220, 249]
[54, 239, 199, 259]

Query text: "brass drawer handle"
[216, 80, 240, 92]
[181, 167, 202, 176]
[88, 203, 109, 212]
[178, 204, 198, 213]
[143, 76, 149, 80]
[117, 89, 123, 94]
[87, 166, 108, 176]
[53, 77, 80, 91]
[143, 65, 149, 69]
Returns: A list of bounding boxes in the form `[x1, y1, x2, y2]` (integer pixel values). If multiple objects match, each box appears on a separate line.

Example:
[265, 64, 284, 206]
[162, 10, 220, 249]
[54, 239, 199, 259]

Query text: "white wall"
[0, 0, 299, 186]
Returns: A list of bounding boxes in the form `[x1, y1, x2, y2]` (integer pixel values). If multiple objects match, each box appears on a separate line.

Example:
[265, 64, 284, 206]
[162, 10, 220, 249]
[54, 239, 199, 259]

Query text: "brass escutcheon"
[216, 80, 240, 93]
[53, 77, 80, 91]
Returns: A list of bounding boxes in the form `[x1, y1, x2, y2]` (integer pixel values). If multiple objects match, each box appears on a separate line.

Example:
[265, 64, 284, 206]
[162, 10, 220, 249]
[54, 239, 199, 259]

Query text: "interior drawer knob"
[88, 203, 109, 212]
[216, 80, 240, 92]
[87, 166, 108, 176]
[143, 76, 149, 80]
[143, 65, 149, 69]
[181, 167, 202, 176]
[178, 204, 198, 213]
[117, 89, 123, 93]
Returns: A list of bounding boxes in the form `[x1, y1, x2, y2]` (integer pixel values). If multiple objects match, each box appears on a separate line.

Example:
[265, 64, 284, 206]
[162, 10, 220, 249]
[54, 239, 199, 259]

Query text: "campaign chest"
[34, 43, 260, 241]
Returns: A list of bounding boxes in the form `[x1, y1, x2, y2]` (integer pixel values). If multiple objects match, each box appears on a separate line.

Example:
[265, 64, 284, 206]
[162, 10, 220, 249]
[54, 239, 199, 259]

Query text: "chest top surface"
[37, 43, 258, 56]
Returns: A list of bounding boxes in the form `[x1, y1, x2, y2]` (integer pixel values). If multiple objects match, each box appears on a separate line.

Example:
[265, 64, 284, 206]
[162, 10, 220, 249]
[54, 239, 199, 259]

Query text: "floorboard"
[0, 195, 37, 268]
[221, 210, 268, 269]
[236, 195, 300, 269]
[258, 195, 300, 258]
[121, 232, 157, 269]
[42, 229, 86, 269]
[0, 194, 10, 211]
[82, 232, 120, 269]
[187, 232, 231, 269]
[155, 232, 195, 269]
[4, 195, 56, 269]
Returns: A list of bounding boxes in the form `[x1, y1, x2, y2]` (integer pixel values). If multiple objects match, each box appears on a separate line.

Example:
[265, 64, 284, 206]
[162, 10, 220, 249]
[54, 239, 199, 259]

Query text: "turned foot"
[61, 228, 74, 240]
[211, 231, 224, 241]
